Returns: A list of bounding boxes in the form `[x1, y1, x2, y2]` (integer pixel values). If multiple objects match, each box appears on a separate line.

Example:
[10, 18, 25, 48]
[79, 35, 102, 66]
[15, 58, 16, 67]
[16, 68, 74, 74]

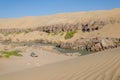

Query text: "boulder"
[30, 52, 38, 57]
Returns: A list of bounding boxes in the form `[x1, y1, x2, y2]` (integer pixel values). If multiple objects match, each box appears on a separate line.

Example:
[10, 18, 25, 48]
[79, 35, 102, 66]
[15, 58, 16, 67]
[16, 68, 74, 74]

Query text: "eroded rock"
[56, 37, 120, 53]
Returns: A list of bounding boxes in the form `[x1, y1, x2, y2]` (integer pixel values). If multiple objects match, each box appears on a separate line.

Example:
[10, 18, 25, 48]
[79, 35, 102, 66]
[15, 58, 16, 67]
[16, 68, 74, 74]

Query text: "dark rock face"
[35, 20, 106, 33]
[35, 23, 80, 33]
[81, 21, 106, 32]
[56, 38, 120, 52]
[0, 19, 118, 34]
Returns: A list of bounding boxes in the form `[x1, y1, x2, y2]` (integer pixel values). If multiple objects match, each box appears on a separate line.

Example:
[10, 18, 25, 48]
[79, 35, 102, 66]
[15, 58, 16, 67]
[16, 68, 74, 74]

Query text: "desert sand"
[0, 8, 120, 29]
[0, 8, 120, 80]
[0, 47, 120, 80]
[0, 45, 76, 75]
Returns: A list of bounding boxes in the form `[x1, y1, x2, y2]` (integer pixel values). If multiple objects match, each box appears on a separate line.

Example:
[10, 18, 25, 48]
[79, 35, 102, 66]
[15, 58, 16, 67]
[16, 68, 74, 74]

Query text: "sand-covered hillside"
[0, 8, 120, 52]
[0, 8, 120, 29]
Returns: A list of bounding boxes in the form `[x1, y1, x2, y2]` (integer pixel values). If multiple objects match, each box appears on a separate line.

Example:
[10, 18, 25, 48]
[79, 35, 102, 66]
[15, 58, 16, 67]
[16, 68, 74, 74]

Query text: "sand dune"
[0, 8, 120, 29]
[0, 47, 120, 80]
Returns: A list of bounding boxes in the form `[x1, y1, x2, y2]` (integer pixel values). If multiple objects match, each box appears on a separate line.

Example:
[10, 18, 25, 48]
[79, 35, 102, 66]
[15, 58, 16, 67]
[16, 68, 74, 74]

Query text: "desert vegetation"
[65, 31, 76, 39]
[0, 50, 22, 58]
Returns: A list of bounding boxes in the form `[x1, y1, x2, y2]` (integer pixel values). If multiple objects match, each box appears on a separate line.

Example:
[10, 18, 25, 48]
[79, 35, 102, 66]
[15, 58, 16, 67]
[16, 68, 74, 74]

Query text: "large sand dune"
[0, 8, 120, 44]
[0, 8, 120, 29]
[0, 47, 120, 80]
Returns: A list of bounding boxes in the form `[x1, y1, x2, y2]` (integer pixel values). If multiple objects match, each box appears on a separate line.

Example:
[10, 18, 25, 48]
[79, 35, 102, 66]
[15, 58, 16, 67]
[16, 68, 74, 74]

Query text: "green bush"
[60, 32, 64, 36]
[48, 32, 57, 36]
[3, 32, 10, 36]
[0, 50, 22, 58]
[65, 31, 76, 39]
[27, 28, 32, 32]
[15, 32, 21, 34]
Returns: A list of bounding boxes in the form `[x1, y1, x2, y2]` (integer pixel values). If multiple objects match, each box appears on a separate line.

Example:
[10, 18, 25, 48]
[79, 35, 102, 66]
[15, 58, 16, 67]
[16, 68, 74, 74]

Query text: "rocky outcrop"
[0, 23, 80, 34]
[56, 37, 120, 52]
[0, 18, 119, 34]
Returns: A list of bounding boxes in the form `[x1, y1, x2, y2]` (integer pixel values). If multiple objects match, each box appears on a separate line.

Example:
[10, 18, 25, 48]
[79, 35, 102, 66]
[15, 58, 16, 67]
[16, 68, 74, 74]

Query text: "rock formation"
[56, 38, 120, 52]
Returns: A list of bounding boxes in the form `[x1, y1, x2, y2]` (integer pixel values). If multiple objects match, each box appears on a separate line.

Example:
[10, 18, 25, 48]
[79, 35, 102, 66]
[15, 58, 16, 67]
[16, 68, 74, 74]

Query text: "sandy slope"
[0, 9, 120, 43]
[0, 8, 120, 29]
[0, 47, 120, 80]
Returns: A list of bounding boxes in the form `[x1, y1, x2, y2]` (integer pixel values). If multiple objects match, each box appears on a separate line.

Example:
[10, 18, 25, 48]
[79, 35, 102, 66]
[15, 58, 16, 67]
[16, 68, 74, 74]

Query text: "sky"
[0, 0, 120, 18]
